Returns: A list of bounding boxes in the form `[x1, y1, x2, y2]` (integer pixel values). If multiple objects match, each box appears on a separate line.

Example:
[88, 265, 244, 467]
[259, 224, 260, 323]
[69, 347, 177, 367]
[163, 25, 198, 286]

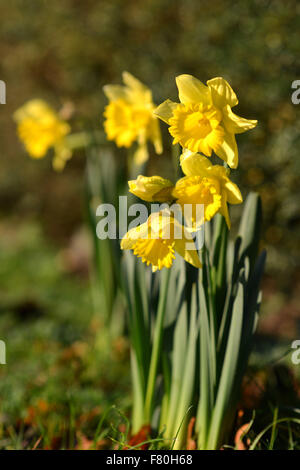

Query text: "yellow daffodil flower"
[128, 175, 174, 202]
[103, 72, 162, 165]
[121, 210, 201, 271]
[14, 99, 71, 170]
[154, 75, 257, 169]
[172, 150, 243, 229]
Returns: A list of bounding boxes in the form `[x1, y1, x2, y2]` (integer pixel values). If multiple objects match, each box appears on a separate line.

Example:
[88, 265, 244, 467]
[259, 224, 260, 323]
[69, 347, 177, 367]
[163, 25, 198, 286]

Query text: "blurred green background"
[0, 0, 299, 448]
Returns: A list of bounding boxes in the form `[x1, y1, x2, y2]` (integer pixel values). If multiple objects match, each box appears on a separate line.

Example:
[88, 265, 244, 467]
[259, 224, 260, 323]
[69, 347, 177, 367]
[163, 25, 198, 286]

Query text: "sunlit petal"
[154, 99, 178, 124]
[176, 74, 211, 105]
[180, 150, 212, 177]
[224, 181, 243, 205]
[215, 131, 238, 169]
[222, 104, 257, 134]
[207, 77, 238, 108]
[219, 190, 231, 229]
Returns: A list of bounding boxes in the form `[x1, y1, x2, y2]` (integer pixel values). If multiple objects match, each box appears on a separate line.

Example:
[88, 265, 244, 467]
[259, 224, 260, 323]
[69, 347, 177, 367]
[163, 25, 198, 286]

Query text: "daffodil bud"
[128, 175, 174, 202]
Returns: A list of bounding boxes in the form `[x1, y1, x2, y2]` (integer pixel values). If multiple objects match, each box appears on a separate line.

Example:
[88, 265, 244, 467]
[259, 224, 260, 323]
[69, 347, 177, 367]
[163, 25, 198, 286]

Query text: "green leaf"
[206, 281, 244, 450]
[238, 192, 262, 270]
[163, 299, 188, 439]
[172, 285, 199, 449]
[197, 281, 214, 449]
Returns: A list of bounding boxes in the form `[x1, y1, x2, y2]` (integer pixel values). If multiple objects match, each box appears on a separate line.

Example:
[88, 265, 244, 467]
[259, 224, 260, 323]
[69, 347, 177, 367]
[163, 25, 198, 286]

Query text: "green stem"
[144, 269, 171, 423]
[171, 143, 181, 180]
[131, 350, 146, 434]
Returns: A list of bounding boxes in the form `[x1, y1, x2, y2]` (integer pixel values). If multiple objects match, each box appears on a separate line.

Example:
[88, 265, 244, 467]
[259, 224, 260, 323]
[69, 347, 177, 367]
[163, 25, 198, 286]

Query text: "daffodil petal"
[153, 136, 163, 155]
[121, 221, 150, 250]
[122, 71, 153, 104]
[176, 74, 211, 105]
[174, 237, 202, 268]
[180, 149, 211, 177]
[154, 99, 178, 124]
[222, 104, 257, 134]
[224, 181, 243, 205]
[207, 77, 238, 108]
[215, 131, 238, 169]
[133, 142, 149, 165]
[53, 142, 72, 172]
[103, 85, 128, 101]
[149, 117, 163, 155]
[14, 99, 54, 122]
[207, 164, 229, 180]
[122, 71, 147, 92]
[149, 210, 173, 236]
[219, 190, 231, 229]
[171, 215, 202, 267]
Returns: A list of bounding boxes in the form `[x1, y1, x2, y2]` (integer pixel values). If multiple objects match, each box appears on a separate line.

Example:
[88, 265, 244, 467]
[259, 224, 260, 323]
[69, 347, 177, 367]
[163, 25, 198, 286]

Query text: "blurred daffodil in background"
[121, 210, 201, 271]
[103, 72, 162, 165]
[155, 75, 257, 168]
[14, 99, 73, 171]
[173, 150, 243, 229]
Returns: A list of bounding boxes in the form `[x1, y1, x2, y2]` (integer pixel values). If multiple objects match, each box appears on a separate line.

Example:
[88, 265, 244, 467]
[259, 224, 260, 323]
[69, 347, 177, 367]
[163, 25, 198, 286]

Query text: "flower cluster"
[14, 74, 256, 271]
[117, 74, 257, 270]
[129, 150, 242, 230]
